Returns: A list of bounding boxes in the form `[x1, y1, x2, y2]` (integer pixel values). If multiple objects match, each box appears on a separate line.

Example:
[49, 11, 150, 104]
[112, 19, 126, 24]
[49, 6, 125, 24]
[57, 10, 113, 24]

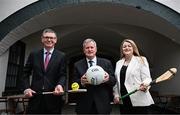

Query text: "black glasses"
[43, 36, 56, 40]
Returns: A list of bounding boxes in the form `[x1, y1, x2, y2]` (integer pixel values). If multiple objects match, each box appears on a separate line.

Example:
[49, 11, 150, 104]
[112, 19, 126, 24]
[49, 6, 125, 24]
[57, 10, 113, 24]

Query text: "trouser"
[26, 94, 63, 114]
[120, 104, 150, 114]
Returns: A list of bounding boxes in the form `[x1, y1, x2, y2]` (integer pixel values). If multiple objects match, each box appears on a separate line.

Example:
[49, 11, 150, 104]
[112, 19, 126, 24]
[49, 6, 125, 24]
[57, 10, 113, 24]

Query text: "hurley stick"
[120, 68, 177, 100]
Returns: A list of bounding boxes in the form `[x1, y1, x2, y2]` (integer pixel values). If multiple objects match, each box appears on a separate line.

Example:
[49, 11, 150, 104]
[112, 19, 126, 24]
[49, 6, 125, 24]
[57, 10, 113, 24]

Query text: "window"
[3, 41, 25, 96]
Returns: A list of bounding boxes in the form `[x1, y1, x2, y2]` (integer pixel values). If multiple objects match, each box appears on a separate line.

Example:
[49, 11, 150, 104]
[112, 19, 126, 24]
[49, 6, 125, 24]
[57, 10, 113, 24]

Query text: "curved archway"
[0, 0, 180, 55]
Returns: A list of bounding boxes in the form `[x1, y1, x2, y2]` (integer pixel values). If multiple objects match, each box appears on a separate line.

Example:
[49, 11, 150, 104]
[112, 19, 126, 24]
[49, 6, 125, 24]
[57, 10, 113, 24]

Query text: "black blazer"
[21, 49, 67, 93]
[73, 57, 116, 114]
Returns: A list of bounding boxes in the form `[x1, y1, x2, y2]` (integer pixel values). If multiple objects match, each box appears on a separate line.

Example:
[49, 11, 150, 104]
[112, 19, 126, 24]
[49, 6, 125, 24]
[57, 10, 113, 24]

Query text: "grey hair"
[42, 28, 57, 37]
[83, 38, 97, 48]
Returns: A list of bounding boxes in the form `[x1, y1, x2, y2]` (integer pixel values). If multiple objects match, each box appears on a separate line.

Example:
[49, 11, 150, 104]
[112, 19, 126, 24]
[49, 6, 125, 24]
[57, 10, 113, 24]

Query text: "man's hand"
[24, 88, 36, 98]
[81, 74, 90, 86]
[102, 72, 109, 83]
[53, 85, 64, 95]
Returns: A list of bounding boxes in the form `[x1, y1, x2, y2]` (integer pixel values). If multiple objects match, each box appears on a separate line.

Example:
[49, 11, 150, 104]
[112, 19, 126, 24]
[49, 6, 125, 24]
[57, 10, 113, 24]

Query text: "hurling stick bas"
[150, 68, 177, 85]
[120, 68, 177, 100]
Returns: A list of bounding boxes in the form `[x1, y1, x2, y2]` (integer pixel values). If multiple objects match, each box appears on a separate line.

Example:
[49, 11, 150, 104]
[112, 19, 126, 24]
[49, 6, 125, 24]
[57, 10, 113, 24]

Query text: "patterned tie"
[44, 52, 50, 70]
[89, 60, 93, 67]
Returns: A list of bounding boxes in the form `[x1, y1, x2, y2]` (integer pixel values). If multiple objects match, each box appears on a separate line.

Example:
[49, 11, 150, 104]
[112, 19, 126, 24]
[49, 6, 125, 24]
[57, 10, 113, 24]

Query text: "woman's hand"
[113, 97, 120, 104]
[139, 83, 148, 92]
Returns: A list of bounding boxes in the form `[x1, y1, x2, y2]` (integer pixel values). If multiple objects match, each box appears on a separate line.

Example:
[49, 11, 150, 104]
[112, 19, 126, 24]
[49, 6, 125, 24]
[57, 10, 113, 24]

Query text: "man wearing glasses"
[21, 28, 67, 114]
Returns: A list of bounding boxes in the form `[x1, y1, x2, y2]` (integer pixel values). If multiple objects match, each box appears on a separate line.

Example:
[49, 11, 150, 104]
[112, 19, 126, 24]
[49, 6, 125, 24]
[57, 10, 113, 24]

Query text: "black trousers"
[26, 94, 63, 114]
[76, 100, 110, 115]
[119, 104, 151, 114]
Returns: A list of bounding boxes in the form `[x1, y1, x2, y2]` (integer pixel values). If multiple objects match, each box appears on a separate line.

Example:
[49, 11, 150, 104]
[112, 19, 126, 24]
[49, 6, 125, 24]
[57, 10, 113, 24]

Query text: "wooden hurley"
[38, 89, 87, 95]
[120, 68, 177, 100]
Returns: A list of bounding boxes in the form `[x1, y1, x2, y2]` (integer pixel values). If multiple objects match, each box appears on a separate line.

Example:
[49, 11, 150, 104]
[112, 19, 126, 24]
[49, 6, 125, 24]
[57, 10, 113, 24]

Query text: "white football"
[86, 65, 105, 85]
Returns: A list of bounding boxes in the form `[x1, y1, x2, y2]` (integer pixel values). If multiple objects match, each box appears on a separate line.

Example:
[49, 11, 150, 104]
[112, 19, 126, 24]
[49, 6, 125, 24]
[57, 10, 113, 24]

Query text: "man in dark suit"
[73, 38, 116, 114]
[21, 28, 67, 114]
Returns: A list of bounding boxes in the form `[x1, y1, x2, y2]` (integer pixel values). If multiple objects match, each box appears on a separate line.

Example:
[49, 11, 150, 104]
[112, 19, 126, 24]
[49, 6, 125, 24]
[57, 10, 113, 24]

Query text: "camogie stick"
[120, 68, 177, 100]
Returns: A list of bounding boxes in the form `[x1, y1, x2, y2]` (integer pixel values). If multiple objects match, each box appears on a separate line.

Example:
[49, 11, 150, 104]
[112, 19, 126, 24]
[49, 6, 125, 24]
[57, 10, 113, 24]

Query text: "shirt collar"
[44, 48, 54, 54]
[86, 56, 96, 63]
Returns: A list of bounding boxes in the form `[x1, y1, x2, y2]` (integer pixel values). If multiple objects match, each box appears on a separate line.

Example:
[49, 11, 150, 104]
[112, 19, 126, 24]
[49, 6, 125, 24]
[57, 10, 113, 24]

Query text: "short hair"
[42, 28, 57, 37]
[83, 38, 97, 48]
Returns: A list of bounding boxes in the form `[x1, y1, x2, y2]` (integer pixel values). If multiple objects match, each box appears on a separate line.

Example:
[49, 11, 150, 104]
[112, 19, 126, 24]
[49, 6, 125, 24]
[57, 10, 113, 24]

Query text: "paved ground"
[62, 104, 178, 114]
[62, 104, 120, 114]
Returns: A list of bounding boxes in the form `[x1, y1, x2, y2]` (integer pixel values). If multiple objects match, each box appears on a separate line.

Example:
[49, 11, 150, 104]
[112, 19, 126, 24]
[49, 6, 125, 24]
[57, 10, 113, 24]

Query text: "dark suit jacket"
[21, 49, 67, 113]
[73, 57, 116, 114]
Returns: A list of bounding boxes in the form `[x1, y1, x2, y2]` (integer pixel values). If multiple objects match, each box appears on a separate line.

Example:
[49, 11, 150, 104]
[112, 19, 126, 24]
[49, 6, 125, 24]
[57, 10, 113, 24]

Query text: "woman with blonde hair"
[113, 39, 154, 114]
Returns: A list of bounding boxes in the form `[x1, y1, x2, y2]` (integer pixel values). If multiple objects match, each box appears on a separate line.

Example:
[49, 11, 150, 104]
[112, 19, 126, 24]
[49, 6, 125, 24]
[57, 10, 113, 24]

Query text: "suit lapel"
[97, 58, 100, 66]
[96, 58, 103, 67]
[116, 59, 124, 83]
[125, 56, 136, 81]
[39, 49, 45, 72]
[82, 58, 88, 73]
